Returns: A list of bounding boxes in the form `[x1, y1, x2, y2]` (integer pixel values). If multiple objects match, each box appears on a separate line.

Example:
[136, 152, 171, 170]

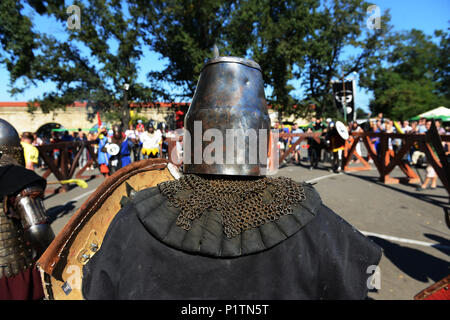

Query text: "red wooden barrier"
[37, 141, 98, 193]
[344, 121, 449, 195]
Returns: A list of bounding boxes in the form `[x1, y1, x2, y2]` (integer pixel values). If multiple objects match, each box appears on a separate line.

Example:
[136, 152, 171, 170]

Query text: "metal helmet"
[183, 56, 271, 176]
[0, 118, 25, 167]
[147, 120, 156, 130]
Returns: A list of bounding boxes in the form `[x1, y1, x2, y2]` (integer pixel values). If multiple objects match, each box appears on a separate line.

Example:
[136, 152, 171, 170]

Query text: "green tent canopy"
[410, 106, 450, 122]
[51, 128, 92, 132]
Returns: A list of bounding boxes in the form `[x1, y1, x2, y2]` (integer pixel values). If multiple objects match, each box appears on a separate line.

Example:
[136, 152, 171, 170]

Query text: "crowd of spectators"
[272, 112, 449, 189]
[22, 120, 172, 175]
[20, 112, 449, 191]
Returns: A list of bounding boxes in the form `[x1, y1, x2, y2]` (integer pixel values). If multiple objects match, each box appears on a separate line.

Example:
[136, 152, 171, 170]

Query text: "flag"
[97, 111, 102, 127]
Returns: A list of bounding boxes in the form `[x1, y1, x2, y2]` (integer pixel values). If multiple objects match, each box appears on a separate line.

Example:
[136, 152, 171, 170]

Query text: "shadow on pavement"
[423, 234, 450, 256]
[345, 172, 450, 210]
[368, 236, 450, 284]
[282, 160, 333, 172]
[46, 200, 76, 224]
[43, 174, 100, 201]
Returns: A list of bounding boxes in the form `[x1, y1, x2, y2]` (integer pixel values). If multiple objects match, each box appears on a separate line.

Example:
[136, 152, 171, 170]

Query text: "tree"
[136, 0, 321, 121]
[230, 0, 320, 122]
[356, 107, 368, 119]
[300, 0, 393, 119]
[135, 0, 392, 121]
[363, 28, 450, 120]
[0, 0, 154, 127]
[0, 0, 64, 90]
[132, 0, 236, 101]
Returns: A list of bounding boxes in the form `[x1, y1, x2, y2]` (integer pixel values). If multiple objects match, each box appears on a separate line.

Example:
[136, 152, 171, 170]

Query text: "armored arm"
[14, 183, 55, 256]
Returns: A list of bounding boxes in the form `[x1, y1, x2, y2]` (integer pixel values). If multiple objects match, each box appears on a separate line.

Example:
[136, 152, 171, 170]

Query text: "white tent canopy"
[414, 106, 450, 119]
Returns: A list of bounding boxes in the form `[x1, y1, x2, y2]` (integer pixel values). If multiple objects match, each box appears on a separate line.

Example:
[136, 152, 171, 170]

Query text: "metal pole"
[342, 72, 347, 123]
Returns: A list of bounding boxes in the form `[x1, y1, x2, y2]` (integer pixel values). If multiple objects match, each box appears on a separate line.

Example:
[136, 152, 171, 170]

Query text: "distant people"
[141, 122, 162, 159]
[350, 121, 363, 162]
[311, 118, 325, 165]
[61, 130, 75, 160]
[106, 125, 134, 174]
[97, 127, 111, 177]
[417, 164, 437, 191]
[158, 122, 169, 159]
[435, 120, 446, 135]
[125, 124, 140, 162]
[313, 118, 325, 132]
[402, 120, 412, 133]
[61, 130, 73, 142]
[32, 132, 44, 169]
[372, 120, 383, 157]
[20, 132, 39, 170]
[305, 127, 317, 170]
[175, 110, 185, 129]
[410, 121, 418, 134]
[417, 118, 427, 134]
[377, 113, 385, 130]
[422, 119, 432, 133]
[136, 120, 145, 131]
[73, 131, 80, 141]
[135, 122, 145, 161]
[78, 132, 89, 169]
[326, 122, 346, 173]
[50, 131, 61, 164]
[87, 132, 97, 170]
[280, 123, 290, 153]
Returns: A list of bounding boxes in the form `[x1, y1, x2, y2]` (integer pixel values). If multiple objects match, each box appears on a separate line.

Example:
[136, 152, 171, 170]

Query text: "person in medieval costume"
[82, 55, 381, 300]
[326, 121, 348, 173]
[101, 124, 134, 175]
[140, 121, 162, 159]
[0, 119, 55, 299]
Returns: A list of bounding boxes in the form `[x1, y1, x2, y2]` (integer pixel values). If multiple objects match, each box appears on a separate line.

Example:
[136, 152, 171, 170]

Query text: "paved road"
[275, 160, 449, 300]
[41, 160, 449, 300]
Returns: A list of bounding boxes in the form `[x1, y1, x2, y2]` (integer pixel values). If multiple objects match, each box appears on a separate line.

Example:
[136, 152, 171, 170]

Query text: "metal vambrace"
[14, 185, 55, 255]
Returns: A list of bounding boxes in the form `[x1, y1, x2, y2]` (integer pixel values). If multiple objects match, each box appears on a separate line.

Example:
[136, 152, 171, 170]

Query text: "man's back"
[82, 179, 381, 300]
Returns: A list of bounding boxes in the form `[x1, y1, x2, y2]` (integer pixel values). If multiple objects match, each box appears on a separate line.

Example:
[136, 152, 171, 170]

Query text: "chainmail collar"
[0, 145, 25, 167]
[158, 174, 306, 239]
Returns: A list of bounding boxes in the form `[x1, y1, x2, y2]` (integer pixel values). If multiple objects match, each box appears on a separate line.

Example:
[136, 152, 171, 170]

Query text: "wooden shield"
[37, 159, 177, 300]
[414, 275, 450, 300]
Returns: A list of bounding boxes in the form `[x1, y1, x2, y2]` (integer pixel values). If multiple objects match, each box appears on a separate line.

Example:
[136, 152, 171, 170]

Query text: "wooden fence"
[37, 141, 98, 193]
[166, 122, 449, 195]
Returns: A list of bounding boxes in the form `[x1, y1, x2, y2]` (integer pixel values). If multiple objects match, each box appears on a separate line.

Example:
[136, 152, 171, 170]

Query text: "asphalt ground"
[40, 155, 449, 300]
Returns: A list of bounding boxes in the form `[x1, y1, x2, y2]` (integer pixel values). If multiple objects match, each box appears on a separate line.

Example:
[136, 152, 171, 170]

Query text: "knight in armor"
[0, 119, 55, 299]
[82, 55, 381, 300]
[326, 121, 347, 173]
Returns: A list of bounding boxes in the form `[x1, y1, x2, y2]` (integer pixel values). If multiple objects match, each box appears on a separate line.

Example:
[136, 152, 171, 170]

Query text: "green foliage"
[0, 0, 447, 124]
[234, 0, 320, 121]
[356, 107, 368, 119]
[301, 0, 393, 118]
[0, 0, 37, 83]
[1, 0, 154, 127]
[132, 0, 235, 99]
[135, 0, 393, 119]
[363, 29, 449, 120]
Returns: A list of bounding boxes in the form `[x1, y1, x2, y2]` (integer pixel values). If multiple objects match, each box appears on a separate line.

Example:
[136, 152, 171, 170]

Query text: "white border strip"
[71, 189, 95, 202]
[361, 231, 450, 251]
[306, 173, 340, 184]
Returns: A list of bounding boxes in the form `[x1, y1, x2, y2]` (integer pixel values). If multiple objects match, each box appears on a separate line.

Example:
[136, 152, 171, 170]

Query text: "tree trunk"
[121, 89, 130, 128]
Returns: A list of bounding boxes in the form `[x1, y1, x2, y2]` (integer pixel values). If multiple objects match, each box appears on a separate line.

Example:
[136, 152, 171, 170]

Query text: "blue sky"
[0, 0, 448, 113]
